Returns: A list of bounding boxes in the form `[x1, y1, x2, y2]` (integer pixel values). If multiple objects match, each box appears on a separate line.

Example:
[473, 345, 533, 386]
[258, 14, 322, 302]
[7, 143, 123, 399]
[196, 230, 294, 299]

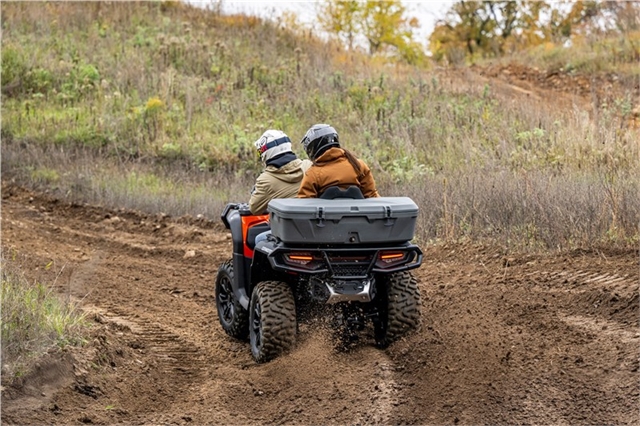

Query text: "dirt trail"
[1, 183, 638, 425]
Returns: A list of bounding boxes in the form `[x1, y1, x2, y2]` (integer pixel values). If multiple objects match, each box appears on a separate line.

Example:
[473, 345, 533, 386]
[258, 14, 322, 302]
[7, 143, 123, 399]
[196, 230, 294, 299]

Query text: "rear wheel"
[374, 271, 421, 348]
[249, 281, 297, 363]
[215, 260, 249, 339]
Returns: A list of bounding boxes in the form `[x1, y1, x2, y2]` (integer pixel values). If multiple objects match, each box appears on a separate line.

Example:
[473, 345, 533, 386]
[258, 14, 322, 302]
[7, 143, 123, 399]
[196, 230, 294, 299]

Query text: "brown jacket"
[298, 148, 379, 198]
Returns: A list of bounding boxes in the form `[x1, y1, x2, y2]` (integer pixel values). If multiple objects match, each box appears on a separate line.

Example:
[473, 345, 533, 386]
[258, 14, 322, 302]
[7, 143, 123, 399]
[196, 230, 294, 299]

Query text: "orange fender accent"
[242, 214, 269, 258]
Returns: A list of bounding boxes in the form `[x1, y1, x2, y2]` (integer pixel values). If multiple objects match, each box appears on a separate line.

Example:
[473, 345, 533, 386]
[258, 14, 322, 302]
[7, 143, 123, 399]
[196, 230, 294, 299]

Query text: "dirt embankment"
[469, 63, 640, 126]
[1, 183, 638, 425]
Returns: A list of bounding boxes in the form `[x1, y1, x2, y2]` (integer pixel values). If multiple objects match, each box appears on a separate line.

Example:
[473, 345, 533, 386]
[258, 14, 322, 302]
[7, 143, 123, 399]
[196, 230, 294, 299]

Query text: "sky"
[191, 1, 455, 45]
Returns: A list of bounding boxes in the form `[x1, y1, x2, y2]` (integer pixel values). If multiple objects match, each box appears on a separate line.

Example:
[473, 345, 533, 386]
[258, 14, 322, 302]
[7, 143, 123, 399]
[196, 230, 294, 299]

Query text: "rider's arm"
[358, 160, 380, 198]
[249, 174, 272, 214]
[297, 169, 319, 198]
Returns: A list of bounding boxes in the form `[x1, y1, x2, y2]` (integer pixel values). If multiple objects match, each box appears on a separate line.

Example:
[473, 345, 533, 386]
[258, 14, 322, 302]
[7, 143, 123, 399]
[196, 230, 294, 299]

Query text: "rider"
[249, 129, 311, 215]
[298, 124, 379, 198]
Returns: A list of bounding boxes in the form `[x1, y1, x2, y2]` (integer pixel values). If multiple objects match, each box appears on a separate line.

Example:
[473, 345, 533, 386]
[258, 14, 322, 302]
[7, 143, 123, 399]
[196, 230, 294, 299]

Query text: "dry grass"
[1, 251, 88, 380]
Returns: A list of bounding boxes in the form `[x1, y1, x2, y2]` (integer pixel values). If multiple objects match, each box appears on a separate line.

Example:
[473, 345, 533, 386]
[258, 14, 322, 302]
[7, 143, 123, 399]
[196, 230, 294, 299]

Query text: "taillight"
[376, 251, 407, 268]
[285, 253, 314, 265]
[380, 252, 404, 261]
[282, 252, 322, 270]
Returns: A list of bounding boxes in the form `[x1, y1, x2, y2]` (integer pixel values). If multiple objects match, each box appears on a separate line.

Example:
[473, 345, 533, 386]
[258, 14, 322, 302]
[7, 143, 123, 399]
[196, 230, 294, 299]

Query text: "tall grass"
[1, 252, 88, 379]
[1, 1, 638, 250]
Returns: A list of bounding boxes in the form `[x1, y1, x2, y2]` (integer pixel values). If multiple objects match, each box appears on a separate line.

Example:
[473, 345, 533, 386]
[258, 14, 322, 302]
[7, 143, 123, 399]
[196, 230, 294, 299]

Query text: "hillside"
[2, 1, 638, 248]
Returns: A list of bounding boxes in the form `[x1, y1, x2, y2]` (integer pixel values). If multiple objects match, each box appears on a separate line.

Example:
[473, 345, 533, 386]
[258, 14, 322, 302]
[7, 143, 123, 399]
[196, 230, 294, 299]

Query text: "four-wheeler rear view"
[215, 187, 422, 363]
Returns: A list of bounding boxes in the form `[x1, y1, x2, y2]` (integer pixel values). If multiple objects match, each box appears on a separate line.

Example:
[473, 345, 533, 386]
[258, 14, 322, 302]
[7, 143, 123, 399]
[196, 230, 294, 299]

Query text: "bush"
[1, 253, 89, 379]
[1, 45, 28, 90]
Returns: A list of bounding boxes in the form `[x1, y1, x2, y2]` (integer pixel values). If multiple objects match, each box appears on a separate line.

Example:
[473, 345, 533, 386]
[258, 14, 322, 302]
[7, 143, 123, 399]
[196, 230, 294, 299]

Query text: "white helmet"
[254, 130, 292, 163]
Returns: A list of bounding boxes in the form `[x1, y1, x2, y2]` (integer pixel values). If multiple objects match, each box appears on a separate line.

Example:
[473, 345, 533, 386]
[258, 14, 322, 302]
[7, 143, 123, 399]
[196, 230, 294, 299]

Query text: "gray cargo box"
[267, 197, 418, 244]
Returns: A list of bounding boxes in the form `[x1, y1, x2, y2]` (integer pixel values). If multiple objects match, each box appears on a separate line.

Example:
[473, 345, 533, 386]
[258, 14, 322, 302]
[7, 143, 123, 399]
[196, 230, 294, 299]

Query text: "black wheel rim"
[217, 276, 234, 325]
[251, 299, 262, 350]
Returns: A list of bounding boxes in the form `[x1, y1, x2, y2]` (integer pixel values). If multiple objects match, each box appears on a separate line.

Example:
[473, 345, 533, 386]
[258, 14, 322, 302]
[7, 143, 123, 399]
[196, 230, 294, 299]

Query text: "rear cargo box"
[267, 197, 418, 244]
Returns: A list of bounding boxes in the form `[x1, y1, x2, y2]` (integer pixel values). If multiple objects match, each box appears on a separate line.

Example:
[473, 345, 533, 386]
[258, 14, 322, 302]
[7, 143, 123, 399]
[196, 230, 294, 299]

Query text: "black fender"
[226, 207, 252, 309]
[250, 240, 290, 291]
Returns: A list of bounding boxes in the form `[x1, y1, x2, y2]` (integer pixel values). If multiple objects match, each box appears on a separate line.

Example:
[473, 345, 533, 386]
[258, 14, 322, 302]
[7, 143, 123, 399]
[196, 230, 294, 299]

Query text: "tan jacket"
[298, 148, 379, 198]
[249, 158, 311, 214]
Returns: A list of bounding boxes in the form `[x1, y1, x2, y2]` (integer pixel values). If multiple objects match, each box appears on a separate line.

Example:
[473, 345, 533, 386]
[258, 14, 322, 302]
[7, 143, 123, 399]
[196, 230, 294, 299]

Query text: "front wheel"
[249, 281, 297, 363]
[374, 271, 421, 348]
[215, 260, 249, 339]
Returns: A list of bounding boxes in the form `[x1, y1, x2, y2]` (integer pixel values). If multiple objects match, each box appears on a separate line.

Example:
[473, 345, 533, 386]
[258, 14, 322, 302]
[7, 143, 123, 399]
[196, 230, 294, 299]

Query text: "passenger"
[250, 129, 310, 245]
[249, 129, 311, 215]
[298, 124, 379, 198]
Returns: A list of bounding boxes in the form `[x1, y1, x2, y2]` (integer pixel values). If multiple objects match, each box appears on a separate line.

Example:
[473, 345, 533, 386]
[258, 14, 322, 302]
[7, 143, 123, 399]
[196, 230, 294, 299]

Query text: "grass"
[507, 31, 640, 76]
[1, 252, 89, 380]
[1, 1, 639, 250]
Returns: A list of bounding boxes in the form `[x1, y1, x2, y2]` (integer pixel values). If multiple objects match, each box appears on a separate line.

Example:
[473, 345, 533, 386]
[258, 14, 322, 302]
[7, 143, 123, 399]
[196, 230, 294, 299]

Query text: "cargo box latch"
[384, 206, 393, 226]
[315, 206, 325, 228]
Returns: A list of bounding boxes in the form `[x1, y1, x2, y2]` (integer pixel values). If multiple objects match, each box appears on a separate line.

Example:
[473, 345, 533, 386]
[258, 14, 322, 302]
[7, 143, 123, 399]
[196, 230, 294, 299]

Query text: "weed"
[30, 167, 60, 185]
[1, 254, 89, 380]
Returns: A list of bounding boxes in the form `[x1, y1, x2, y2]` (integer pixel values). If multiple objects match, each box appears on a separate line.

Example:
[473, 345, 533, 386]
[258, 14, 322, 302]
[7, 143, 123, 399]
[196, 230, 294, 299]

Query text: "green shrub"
[1, 254, 88, 379]
[30, 167, 60, 185]
[24, 67, 54, 94]
[1, 45, 27, 88]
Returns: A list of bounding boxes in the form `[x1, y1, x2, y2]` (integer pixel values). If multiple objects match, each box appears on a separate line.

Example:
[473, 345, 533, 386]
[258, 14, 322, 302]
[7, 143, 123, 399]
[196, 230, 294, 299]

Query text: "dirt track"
[1, 183, 638, 425]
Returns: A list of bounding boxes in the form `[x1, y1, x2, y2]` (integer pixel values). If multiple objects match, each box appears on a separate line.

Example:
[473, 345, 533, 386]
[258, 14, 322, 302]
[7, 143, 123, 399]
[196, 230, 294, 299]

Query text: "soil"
[1, 62, 639, 425]
[1, 182, 638, 425]
[473, 62, 640, 102]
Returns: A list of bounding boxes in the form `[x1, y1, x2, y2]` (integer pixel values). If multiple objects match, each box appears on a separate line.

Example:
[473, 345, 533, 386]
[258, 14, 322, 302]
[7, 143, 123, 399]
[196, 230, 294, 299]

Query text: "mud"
[1, 183, 638, 425]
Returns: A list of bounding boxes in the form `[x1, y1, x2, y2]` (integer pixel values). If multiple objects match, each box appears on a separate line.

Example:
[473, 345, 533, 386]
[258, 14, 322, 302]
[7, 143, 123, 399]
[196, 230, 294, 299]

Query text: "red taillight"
[380, 252, 404, 261]
[379, 252, 405, 262]
[284, 253, 315, 266]
[376, 251, 407, 268]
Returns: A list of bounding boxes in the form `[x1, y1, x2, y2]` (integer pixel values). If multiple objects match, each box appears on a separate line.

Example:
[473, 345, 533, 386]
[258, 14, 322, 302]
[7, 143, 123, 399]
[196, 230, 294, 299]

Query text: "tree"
[317, 0, 425, 64]
[429, 1, 539, 59]
[602, 1, 640, 33]
[429, 0, 640, 63]
[317, 0, 360, 50]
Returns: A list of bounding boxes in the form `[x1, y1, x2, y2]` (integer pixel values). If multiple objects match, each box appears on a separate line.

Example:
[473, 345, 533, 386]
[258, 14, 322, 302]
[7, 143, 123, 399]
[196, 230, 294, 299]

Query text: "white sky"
[191, 1, 455, 45]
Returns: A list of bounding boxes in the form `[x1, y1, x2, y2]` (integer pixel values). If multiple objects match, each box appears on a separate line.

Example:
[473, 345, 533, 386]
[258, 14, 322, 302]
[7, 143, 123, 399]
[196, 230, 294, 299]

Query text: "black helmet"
[300, 124, 339, 160]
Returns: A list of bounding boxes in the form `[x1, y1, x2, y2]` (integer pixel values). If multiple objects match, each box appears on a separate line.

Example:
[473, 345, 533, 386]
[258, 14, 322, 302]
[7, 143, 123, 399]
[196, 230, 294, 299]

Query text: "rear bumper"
[258, 241, 423, 278]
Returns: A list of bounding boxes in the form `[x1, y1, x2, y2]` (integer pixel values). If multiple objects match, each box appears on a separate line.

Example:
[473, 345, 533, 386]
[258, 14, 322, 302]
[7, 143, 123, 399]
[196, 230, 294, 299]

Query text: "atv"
[215, 186, 422, 363]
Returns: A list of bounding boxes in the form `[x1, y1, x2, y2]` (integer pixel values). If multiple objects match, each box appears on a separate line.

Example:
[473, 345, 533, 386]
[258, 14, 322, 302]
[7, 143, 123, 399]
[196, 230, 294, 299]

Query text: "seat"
[319, 186, 365, 200]
[246, 222, 271, 250]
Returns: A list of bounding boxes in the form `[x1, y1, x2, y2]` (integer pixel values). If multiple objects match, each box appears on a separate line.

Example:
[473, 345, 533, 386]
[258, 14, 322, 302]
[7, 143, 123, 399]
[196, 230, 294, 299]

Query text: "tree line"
[317, 0, 640, 64]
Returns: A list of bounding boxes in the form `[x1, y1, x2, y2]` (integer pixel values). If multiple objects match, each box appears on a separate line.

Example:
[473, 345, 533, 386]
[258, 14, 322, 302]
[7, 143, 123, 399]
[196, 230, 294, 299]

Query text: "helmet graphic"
[254, 130, 292, 163]
[300, 124, 339, 160]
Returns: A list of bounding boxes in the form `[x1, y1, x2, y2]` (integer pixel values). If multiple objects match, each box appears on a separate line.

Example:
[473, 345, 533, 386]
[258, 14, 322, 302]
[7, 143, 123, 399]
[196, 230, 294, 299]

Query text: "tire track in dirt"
[519, 267, 638, 421]
[91, 306, 207, 377]
[2, 191, 242, 423]
[358, 360, 399, 425]
[385, 246, 638, 425]
[527, 269, 638, 332]
[205, 320, 409, 425]
[539, 270, 636, 292]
